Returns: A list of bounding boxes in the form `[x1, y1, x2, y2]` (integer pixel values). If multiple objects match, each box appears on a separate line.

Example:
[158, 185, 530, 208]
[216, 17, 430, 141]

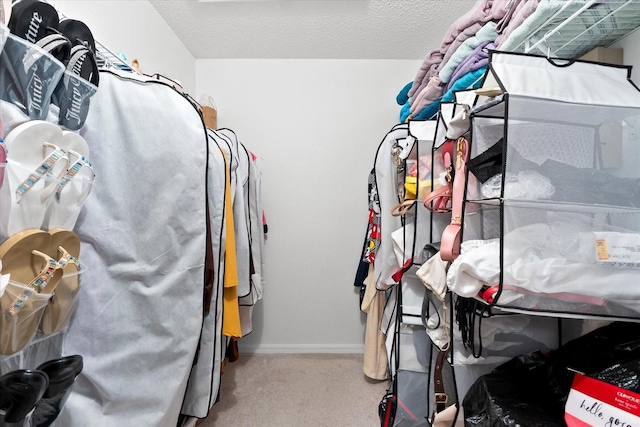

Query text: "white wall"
[613, 28, 640, 81]
[45, 1, 196, 94]
[197, 59, 419, 352]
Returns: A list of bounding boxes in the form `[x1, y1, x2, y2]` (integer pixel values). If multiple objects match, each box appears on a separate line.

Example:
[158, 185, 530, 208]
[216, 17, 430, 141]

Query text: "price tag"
[566, 373, 640, 427]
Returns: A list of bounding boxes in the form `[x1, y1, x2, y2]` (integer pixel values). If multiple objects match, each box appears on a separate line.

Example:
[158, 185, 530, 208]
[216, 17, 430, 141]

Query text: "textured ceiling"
[149, 0, 479, 59]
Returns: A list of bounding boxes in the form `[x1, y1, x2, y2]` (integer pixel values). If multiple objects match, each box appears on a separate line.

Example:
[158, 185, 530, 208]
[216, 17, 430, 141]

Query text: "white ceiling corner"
[148, 0, 479, 60]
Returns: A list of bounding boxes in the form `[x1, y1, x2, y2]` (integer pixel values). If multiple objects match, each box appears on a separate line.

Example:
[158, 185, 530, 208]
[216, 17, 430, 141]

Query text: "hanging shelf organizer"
[450, 50, 640, 322]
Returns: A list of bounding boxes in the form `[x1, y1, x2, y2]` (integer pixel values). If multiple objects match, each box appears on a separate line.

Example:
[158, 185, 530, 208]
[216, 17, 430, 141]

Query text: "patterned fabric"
[364, 169, 381, 263]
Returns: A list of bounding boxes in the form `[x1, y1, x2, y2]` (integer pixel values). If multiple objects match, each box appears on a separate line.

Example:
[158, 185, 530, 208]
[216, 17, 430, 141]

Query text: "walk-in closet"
[0, 1, 640, 426]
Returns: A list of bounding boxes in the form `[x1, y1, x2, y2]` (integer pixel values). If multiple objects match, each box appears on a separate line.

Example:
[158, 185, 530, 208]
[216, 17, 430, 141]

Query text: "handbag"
[441, 137, 469, 261]
[423, 139, 455, 213]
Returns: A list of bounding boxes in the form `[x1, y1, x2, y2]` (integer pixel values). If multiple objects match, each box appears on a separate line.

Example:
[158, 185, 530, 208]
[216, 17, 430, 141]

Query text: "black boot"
[0, 370, 49, 426]
[31, 355, 83, 427]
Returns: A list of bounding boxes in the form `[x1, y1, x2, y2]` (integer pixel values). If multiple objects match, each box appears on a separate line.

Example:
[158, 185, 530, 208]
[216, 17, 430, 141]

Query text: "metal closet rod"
[43, 0, 135, 72]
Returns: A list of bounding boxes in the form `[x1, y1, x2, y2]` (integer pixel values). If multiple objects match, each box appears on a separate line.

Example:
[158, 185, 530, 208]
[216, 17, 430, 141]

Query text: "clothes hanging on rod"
[53, 69, 208, 427]
[181, 129, 230, 419]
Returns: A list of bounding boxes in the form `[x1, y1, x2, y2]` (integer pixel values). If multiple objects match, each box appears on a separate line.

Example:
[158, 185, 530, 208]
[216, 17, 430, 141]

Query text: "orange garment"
[221, 150, 242, 338]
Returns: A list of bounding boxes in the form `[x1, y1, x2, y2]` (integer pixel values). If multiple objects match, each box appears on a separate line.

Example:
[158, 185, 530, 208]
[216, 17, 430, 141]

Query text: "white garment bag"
[57, 70, 208, 427]
[181, 129, 229, 417]
[373, 124, 409, 290]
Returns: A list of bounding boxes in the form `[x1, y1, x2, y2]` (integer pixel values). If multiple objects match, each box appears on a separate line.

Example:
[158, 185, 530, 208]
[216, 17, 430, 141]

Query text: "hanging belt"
[432, 347, 451, 417]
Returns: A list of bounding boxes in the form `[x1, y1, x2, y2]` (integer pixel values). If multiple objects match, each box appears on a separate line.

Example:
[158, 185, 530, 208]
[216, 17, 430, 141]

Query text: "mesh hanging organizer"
[446, 50, 640, 320]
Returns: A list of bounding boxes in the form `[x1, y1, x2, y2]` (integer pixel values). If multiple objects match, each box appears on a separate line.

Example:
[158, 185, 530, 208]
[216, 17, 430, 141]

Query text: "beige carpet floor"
[199, 353, 389, 427]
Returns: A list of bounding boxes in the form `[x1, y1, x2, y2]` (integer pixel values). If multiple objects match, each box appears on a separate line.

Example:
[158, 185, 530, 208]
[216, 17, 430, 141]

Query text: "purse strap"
[441, 137, 469, 261]
[432, 347, 451, 418]
[423, 139, 455, 212]
[423, 185, 452, 213]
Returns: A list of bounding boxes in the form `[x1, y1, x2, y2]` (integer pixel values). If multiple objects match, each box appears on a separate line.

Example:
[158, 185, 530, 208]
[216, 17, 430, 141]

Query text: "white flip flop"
[45, 131, 94, 231]
[0, 121, 66, 238]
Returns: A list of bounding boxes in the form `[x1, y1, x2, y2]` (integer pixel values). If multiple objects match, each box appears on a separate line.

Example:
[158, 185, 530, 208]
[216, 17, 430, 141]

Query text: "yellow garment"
[221, 150, 242, 338]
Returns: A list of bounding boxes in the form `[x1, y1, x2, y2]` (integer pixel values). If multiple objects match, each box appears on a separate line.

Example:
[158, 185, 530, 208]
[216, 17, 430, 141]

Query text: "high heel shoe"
[0, 369, 49, 426]
[31, 355, 83, 427]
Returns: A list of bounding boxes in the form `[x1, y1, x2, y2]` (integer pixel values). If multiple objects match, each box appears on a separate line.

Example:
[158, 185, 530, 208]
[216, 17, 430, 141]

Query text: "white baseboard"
[237, 343, 365, 354]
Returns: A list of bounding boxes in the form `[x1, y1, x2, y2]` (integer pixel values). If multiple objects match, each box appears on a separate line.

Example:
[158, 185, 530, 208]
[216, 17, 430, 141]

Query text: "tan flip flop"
[39, 229, 82, 336]
[0, 229, 51, 285]
[0, 229, 60, 355]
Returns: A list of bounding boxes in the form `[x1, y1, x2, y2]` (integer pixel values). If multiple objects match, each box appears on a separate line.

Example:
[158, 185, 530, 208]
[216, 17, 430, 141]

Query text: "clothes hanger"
[130, 58, 142, 75]
[146, 73, 203, 114]
[199, 94, 218, 130]
[149, 73, 185, 94]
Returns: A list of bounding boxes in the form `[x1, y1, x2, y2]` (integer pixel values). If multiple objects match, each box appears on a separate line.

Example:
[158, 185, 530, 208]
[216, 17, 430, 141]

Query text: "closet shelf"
[466, 198, 640, 214]
[515, 0, 640, 59]
[478, 298, 640, 324]
[51, 2, 134, 73]
[94, 40, 135, 73]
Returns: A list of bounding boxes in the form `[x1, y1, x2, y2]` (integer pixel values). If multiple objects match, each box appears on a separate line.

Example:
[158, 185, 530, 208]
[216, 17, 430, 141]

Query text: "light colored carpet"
[199, 353, 389, 427]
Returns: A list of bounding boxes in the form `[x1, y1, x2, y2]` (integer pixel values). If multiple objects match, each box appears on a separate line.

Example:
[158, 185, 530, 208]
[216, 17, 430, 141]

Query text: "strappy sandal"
[0, 248, 59, 355]
[40, 235, 84, 336]
[1, 121, 67, 237]
[45, 132, 94, 231]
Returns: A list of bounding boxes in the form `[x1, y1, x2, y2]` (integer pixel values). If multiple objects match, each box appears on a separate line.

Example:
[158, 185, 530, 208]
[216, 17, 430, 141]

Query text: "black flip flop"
[0, 31, 66, 120]
[58, 18, 99, 88]
[52, 44, 99, 130]
[59, 18, 96, 56]
[8, 0, 60, 45]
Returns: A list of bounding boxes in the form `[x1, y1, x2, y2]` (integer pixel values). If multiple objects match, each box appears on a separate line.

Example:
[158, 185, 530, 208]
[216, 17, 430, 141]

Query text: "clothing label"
[596, 239, 610, 261]
[592, 232, 640, 268]
[565, 373, 640, 427]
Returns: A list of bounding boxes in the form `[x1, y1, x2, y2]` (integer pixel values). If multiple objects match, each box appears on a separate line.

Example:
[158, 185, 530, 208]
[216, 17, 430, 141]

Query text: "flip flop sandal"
[0, 230, 58, 355]
[39, 242, 83, 336]
[2, 8, 69, 118]
[8, 0, 60, 45]
[53, 18, 100, 130]
[58, 18, 96, 57]
[33, 32, 72, 64]
[0, 121, 66, 237]
[0, 32, 66, 120]
[51, 45, 99, 130]
[0, 229, 51, 285]
[45, 132, 94, 230]
[0, 264, 58, 355]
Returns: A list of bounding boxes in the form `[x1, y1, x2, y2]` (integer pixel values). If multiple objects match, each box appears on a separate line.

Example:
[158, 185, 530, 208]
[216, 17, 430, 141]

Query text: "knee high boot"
[31, 355, 83, 427]
[0, 370, 49, 427]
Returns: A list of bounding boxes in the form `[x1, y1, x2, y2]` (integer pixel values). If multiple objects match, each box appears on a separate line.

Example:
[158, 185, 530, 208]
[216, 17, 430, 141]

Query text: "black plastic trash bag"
[463, 322, 640, 427]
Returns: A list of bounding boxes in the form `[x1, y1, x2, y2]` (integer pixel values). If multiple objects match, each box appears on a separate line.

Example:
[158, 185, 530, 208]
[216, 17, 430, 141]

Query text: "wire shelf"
[521, 0, 640, 58]
[94, 39, 135, 73]
[51, 2, 134, 73]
